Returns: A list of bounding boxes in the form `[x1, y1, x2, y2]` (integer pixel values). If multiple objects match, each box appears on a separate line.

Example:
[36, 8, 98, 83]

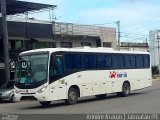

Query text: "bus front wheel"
[65, 88, 78, 105]
[117, 82, 130, 97]
[39, 101, 51, 107]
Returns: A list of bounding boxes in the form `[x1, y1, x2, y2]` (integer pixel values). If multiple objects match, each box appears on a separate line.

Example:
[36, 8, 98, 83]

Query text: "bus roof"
[20, 47, 150, 55]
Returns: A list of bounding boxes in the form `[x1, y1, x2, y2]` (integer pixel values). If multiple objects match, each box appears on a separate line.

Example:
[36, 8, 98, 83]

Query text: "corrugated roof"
[0, 0, 56, 15]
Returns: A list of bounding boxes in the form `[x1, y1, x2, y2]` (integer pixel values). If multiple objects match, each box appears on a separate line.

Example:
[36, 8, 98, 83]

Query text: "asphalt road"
[0, 80, 160, 114]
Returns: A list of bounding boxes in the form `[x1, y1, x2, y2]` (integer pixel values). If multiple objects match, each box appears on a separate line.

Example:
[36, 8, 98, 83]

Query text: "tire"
[117, 82, 130, 97]
[95, 94, 106, 99]
[39, 101, 51, 107]
[65, 88, 78, 105]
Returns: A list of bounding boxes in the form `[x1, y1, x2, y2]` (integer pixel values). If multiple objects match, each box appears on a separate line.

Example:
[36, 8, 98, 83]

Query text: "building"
[0, 1, 116, 87]
[0, 18, 116, 86]
[0, 18, 117, 55]
[0, 0, 56, 86]
[120, 42, 149, 52]
[53, 22, 117, 49]
[149, 30, 160, 66]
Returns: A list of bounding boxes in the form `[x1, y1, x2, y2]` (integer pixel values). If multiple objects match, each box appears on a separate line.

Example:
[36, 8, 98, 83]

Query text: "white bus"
[14, 47, 152, 106]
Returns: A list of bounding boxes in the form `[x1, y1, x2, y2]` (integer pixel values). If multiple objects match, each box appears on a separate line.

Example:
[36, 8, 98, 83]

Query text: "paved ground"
[0, 80, 160, 114]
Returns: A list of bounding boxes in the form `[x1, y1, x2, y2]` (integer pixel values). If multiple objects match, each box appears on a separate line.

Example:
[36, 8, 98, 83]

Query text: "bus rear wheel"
[39, 101, 51, 107]
[117, 82, 130, 97]
[65, 88, 78, 105]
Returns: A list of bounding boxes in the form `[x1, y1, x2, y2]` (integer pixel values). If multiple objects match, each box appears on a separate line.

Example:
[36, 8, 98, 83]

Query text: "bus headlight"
[38, 86, 47, 93]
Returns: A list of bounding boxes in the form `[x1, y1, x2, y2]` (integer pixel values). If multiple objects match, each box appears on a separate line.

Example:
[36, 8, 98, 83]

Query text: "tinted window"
[83, 54, 97, 69]
[124, 55, 136, 69]
[65, 54, 82, 69]
[144, 55, 150, 68]
[65, 54, 72, 69]
[136, 55, 144, 68]
[98, 54, 105, 69]
[49, 54, 64, 82]
[112, 54, 124, 69]
[124, 55, 131, 68]
[98, 54, 112, 69]
[105, 55, 112, 68]
[130, 55, 136, 68]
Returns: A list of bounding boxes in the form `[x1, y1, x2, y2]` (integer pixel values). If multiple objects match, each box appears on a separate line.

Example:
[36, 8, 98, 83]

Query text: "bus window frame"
[49, 52, 64, 83]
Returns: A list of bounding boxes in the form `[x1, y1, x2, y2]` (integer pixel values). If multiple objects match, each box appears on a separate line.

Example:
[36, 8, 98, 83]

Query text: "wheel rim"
[69, 91, 76, 101]
[124, 84, 130, 95]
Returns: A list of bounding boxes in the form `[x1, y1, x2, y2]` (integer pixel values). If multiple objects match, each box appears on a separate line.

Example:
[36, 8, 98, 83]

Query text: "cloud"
[17, 0, 160, 41]
[75, 1, 160, 33]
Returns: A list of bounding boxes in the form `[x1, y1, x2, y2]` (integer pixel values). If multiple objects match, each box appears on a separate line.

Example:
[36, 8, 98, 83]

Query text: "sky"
[19, 0, 160, 42]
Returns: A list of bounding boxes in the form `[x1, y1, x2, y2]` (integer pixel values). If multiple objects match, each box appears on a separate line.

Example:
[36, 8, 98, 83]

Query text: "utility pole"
[116, 21, 120, 51]
[1, 0, 10, 82]
[157, 31, 160, 74]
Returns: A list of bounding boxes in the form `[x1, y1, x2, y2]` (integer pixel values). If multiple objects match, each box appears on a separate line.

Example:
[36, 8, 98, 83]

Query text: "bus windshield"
[15, 53, 49, 88]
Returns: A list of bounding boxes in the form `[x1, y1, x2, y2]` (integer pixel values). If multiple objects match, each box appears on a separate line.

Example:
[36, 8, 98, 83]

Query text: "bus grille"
[20, 96, 37, 101]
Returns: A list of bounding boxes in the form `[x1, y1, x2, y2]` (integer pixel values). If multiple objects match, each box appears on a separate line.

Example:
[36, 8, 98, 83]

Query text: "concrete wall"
[53, 22, 117, 49]
[120, 42, 149, 52]
[55, 36, 97, 48]
[99, 27, 117, 49]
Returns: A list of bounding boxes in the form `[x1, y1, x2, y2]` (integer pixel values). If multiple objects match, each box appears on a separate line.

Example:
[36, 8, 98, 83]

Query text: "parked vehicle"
[0, 81, 15, 102]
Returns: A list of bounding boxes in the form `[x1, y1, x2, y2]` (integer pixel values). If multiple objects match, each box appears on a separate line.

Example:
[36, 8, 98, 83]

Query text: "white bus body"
[14, 47, 152, 106]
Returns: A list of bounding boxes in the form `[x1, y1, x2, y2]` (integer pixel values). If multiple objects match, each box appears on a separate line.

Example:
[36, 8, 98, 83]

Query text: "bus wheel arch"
[117, 81, 131, 97]
[68, 85, 80, 97]
[65, 85, 80, 105]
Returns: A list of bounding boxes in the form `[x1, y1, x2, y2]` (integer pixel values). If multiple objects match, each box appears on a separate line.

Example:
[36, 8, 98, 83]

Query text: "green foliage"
[152, 66, 159, 75]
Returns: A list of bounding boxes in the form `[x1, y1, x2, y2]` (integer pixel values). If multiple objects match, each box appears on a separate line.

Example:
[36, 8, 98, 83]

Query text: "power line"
[120, 32, 149, 37]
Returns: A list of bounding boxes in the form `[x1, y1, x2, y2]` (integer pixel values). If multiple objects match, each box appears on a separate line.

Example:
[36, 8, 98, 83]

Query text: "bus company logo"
[109, 71, 117, 78]
[109, 71, 127, 78]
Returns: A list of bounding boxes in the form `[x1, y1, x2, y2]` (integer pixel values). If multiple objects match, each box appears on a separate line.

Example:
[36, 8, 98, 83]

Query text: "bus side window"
[55, 57, 63, 75]
[98, 54, 112, 69]
[112, 54, 124, 69]
[105, 55, 112, 69]
[98, 54, 105, 69]
[49, 55, 55, 81]
[65, 54, 82, 70]
[136, 55, 144, 68]
[144, 55, 150, 68]
[124, 55, 131, 69]
[83, 54, 97, 69]
[49, 55, 64, 82]
[130, 56, 136, 68]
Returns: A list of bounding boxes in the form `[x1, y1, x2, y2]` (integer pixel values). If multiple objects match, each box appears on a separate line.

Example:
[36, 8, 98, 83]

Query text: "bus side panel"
[128, 69, 152, 91]
[48, 68, 151, 101]
[49, 81, 67, 101]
